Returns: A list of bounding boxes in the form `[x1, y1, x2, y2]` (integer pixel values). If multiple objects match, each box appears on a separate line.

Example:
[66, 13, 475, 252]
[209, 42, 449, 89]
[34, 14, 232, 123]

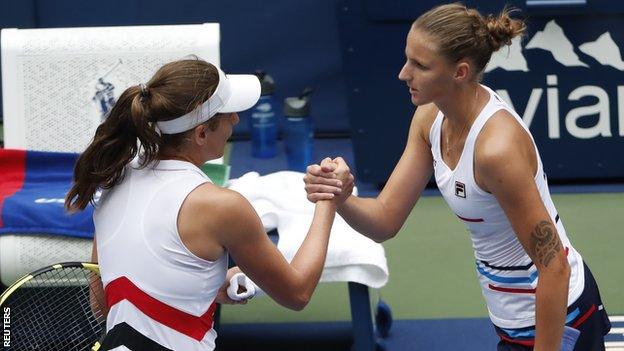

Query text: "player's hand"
[303, 157, 354, 205]
[329, 157, 355, 204]
[215, 267, 249, 305]
[304, 157, 343, 203]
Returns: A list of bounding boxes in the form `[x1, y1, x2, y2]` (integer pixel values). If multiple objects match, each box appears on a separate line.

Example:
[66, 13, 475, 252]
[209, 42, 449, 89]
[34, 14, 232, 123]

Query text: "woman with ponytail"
[66, 58, 343, 350]
[304, 3, 610, 350]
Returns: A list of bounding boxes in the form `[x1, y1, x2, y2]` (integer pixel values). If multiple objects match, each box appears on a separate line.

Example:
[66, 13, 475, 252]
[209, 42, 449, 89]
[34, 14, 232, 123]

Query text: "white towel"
[227, 171, 388, 288]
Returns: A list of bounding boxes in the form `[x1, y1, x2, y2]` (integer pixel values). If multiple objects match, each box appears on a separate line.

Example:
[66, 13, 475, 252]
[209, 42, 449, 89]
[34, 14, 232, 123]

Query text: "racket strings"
[4, 266, 106, 350]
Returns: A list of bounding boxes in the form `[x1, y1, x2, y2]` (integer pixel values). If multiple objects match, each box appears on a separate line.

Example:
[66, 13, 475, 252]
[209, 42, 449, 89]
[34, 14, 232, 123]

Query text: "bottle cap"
[284, 87, 313, 117]
[255, 70, 275, 95]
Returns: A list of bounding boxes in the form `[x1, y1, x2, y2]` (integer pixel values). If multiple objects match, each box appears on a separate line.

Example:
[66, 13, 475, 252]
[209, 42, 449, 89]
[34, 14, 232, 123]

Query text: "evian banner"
[482, 17, 624, 180]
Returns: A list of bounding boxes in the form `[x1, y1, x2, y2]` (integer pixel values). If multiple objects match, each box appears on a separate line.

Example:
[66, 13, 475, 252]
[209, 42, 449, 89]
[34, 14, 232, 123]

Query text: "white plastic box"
[1, 23, 220, 152]
[0, 23, 220, 286]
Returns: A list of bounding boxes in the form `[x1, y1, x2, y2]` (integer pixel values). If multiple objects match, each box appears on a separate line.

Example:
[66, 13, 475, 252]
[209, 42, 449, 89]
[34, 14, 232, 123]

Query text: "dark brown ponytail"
[65, 58, 219, 212]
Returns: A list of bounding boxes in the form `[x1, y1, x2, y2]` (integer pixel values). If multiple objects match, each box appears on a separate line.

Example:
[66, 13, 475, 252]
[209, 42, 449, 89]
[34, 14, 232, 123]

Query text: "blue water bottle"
[284, 88, 313, 172]
[250, 71, 278, 158]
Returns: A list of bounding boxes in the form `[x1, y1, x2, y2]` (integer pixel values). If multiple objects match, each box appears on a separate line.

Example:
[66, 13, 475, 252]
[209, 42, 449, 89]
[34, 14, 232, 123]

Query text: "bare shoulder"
[413, 103, 439, 127]
[410, 103, 439, 146]
[475, 109, 536, 175]
[185, 183, 256, 221]
[183, 183, 264, 246]
[177, 182, 265, 257]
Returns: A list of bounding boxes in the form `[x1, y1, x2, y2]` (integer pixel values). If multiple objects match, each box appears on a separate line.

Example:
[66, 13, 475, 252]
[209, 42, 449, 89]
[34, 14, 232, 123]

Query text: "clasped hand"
[303, 157, 354, 205]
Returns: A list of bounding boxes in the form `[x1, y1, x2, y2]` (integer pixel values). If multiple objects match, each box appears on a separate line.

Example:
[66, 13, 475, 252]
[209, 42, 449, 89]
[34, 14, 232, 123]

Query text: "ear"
[192, 124, 210, 146]
[454, 60, 471, 82]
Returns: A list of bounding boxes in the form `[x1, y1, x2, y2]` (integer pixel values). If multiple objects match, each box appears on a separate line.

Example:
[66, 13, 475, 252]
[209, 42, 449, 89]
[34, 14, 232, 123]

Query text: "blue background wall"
[0, 0, 351, 135]
[2, 0, 623, 183]
[338, 0, 624, 183]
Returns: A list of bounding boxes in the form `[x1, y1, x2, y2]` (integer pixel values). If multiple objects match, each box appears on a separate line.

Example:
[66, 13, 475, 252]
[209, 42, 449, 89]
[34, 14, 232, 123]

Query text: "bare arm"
[89, 237, 108, 317]
[476, 111, 570, 351]
[198, 188, 337, 311]
[305, 104, 437, 242]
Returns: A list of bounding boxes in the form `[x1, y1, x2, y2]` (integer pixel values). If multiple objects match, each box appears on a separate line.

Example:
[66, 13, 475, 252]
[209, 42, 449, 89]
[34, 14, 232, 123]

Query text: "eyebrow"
[405, 49, 423, 62]
[409, 56, 425, 66]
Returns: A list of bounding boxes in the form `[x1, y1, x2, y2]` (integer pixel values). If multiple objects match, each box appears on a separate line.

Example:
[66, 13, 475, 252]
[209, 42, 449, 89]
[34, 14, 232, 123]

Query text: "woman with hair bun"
[305, 4, 611, 350]
[66, 58, 344, 351]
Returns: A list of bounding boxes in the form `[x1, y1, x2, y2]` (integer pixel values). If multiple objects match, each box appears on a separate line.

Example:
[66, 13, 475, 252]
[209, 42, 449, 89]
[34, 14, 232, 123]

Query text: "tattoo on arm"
[530, 220, 562, 267]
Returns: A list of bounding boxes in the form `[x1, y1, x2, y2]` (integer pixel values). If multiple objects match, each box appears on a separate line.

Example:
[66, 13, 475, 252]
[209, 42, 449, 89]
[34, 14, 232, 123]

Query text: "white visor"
[156, 68, 260, 134]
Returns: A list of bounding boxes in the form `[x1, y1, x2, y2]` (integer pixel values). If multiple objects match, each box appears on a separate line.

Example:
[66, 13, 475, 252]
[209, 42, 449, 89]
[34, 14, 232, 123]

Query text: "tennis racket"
[0, 262, 106, 350]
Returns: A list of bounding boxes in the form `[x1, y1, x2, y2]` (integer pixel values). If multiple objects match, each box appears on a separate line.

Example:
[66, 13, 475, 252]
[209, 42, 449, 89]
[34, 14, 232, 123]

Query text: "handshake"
[303, 157, 355, 205]
[218, 156, 356, 305]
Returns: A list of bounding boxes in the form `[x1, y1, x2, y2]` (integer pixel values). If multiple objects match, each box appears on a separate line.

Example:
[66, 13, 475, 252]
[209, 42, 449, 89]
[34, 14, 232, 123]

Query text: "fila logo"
[455, 181, 466, 198]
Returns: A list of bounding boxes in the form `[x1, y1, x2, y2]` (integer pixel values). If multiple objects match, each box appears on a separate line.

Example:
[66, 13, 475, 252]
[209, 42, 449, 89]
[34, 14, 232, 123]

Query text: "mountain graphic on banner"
[525, 20, 588, 68]
[485, 20, 624, 72]
[485, 37, 528, 73]
[579, 32, 624, 70]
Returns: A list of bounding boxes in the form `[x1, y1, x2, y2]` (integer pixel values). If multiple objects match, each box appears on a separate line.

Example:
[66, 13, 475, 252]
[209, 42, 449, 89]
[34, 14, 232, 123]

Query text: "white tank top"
[94, 159, 227, 350]
[429, 85, 584, 329]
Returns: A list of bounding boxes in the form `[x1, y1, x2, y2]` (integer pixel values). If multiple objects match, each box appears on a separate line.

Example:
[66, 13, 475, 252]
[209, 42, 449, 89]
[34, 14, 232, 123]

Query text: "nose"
[398, 62, 410, 82]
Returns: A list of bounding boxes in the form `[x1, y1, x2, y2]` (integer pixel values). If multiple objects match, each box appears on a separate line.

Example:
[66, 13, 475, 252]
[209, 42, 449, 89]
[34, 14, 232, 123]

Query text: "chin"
[410, 95, 422, 106]
[411, 94, 432, 106]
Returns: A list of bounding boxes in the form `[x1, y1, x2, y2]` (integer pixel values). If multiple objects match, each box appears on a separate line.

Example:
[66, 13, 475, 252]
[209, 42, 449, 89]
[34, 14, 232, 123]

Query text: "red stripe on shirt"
[498, 304, 596, 347]
[0, 149, 27, 228]
[487, 247, 568, 294]
[105, 276, 218, 341]
[571, 304, 596, 328]
[497, 333, 535, 347]
[456, 214, 484, 222]
[488, 284, 536, 294]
